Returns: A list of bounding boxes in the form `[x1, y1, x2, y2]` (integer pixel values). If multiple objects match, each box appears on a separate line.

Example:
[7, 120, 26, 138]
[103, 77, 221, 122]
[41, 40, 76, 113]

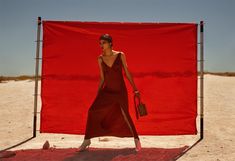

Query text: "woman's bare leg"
[120, 106, 141, 151]
[120, 106, 140, 140]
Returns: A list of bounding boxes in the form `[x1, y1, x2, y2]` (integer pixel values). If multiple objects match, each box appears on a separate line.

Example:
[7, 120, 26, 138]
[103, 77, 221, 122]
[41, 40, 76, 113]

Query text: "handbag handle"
[134, 94, 141, 120]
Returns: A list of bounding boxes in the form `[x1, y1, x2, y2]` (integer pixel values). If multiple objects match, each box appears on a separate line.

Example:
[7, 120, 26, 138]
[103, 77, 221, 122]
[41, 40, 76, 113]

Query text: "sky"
[0, 0, 234, 76]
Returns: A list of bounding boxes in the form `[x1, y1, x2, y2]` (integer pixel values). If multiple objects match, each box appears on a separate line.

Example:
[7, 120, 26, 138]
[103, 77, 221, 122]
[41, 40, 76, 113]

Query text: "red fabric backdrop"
[40, 21, 198, 135]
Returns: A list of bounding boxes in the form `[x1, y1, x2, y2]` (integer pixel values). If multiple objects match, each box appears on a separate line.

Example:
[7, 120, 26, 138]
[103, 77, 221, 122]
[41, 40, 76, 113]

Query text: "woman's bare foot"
[134, 138, 141, 151]
[77, 139, 91, 152]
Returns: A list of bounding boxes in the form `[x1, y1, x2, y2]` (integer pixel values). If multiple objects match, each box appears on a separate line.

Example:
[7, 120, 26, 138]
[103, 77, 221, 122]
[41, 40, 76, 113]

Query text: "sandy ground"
[0, 74, 234, 160]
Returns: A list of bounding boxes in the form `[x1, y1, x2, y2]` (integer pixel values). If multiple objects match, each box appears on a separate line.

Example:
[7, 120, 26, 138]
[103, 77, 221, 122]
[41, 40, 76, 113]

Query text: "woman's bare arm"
[97, 56, 105, 93]
[120, 52, 138, 91]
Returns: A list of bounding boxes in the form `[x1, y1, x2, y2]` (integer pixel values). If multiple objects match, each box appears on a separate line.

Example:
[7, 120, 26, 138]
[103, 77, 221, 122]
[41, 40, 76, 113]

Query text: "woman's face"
[99, 39, 111, 50]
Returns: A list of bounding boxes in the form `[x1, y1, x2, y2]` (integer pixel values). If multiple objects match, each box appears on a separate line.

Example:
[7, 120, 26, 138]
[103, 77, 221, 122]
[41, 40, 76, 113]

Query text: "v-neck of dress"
[101, 53, 120, 69]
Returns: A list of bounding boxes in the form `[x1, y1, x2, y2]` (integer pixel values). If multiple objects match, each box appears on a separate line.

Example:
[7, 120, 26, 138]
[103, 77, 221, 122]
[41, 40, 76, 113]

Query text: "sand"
[0, 74, 234, 160]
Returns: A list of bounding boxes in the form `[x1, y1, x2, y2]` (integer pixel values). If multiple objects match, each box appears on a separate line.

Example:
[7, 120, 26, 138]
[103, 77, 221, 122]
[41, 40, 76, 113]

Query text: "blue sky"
[0, 0, 234, 76]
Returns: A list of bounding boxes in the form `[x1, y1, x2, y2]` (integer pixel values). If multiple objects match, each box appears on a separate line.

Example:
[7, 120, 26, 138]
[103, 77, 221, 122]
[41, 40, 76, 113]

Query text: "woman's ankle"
[83, 139, 90, 142]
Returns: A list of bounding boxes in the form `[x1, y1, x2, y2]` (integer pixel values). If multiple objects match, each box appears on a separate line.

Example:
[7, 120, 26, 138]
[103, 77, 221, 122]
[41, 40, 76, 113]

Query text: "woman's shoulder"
[114, 51, 125, 57]
[97, 55, 103, 62]
[115, 50, 123, 54]
[118, 51, 125, 59]
[114, 51, 125, 60]
[111, 50, 123, 55]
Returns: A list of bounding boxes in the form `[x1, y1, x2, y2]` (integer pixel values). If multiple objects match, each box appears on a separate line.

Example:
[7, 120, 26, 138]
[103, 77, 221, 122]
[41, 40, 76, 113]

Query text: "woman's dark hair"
[99, 33, 113, 47]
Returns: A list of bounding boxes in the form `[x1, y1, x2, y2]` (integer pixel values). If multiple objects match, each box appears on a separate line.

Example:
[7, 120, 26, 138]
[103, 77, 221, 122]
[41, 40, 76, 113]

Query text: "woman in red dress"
[78, 34, 141, 152]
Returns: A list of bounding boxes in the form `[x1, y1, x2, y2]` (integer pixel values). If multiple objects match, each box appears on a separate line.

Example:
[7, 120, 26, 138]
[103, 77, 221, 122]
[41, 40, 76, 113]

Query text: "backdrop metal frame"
[33, 17, 42, 137]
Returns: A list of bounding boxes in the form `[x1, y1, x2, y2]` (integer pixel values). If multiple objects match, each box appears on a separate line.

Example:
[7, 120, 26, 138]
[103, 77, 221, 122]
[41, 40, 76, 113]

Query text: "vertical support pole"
[33, 16, 42, 137]
[199, 21, 204, 139]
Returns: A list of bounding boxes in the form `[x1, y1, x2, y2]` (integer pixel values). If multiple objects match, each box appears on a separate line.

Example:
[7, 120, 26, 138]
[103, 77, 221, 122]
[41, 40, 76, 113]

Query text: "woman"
[78, 33, 141, 152]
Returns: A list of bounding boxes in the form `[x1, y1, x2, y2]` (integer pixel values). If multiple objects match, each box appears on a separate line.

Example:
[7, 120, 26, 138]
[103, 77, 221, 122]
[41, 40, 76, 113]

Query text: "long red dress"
[84, 52, 139, 140]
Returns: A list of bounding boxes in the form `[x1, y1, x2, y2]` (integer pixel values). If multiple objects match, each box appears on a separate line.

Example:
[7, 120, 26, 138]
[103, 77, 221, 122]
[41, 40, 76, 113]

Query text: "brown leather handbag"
[134, 94, 148, 120]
